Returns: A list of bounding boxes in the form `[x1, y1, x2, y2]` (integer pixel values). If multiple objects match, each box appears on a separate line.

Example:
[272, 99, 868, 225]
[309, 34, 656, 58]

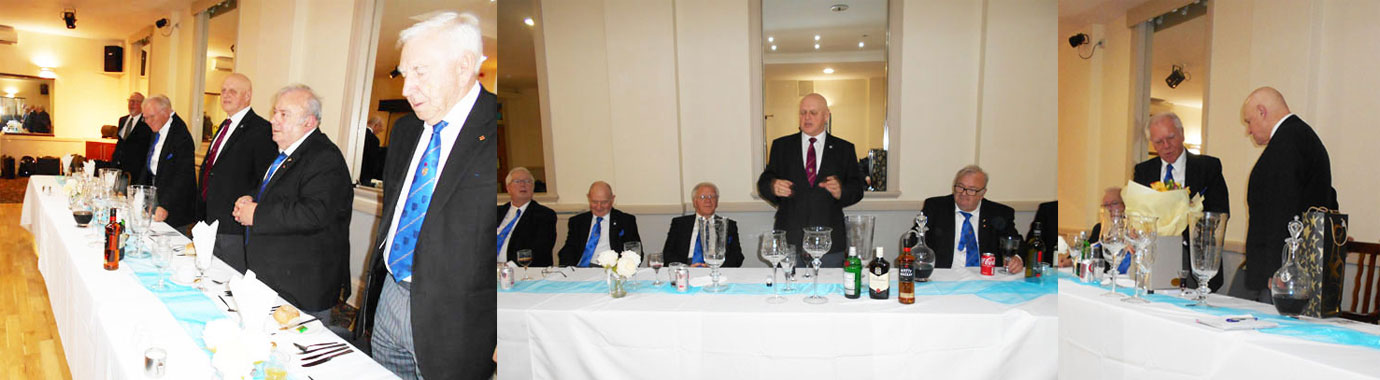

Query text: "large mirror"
[496, 0, 548, 195]
[0, 73, 56, 135]
[1146, 1, 1208, 159]
[762, 0, 889, 191]
[201, 1, 240, 143]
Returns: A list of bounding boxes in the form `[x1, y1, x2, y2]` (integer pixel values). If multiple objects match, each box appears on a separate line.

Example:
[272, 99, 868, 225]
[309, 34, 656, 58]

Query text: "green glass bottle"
[843, 247, 862, 299]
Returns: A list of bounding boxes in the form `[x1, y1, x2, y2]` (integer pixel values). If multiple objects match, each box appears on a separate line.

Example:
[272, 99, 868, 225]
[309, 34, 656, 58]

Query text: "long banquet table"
[19, 175, 397, 379]
[1059, 273, 1380, 380]
[497, 266, 1058, 379]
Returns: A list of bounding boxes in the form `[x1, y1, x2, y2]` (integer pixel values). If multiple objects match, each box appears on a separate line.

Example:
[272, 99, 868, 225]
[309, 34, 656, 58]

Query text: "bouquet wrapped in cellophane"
[1121, 180, 1203, 236]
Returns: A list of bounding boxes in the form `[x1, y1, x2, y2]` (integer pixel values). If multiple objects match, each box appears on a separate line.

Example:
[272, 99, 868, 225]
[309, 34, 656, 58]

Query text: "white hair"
[397, 11, 484, 68]
[952, 165, 989, 187]
[505, 166, 533, 184]
[273, 84, 322, 122]
[1145, 112, 1185, 139]
[144, 94, 172, 112]
[691, 182, 719, 197]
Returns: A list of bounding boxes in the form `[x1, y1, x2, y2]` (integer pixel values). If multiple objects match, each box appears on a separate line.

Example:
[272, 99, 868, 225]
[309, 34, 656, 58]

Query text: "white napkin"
[203, 318, 271, 380]
[229, 270, 279, 332]
[1057, 235, 1069, 255]
[83, 160, 95, 177]
[60, 155, 73, 175]
[689, 275, 728, 287]
[192, 220, 218, 260]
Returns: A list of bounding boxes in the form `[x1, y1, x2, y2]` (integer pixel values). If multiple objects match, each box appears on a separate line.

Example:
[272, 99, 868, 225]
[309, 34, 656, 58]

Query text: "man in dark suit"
[917, 166, 1023, 271]
[359, 116, 386, 186]
[1239, 87, 1337, 303]
[198, 74, 277, 272]
[757, 93, 866, 267]
[1132, 112, 1230, 291]
[559, 181, 642, 267]
[353, 12, 497, 379]
[136, 95, 197, 231]
[498, 166, 556, 266]
[231, 84, 352, 327]
[662, 182, 744, 267]
[112, 93, 153, 175]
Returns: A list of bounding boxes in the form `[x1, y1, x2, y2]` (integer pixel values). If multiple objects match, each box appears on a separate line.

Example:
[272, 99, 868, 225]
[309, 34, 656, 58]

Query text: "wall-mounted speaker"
[104, 45, 123, 72]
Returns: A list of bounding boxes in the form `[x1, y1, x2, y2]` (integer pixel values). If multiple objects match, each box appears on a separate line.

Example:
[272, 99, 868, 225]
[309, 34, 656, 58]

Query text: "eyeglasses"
[953, 185, 986, 196]
[693, 195, 719, 201]
[509, 179, 534, 185]
[1101, 201, 1124, 209]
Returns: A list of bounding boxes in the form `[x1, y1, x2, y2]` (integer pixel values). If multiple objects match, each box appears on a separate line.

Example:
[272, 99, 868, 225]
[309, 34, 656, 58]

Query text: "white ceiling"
[372, 0, 498, 79]
[0, 0, 196, 41]
[763, 0, 887, 81]
[1149, 8, 1206, 108]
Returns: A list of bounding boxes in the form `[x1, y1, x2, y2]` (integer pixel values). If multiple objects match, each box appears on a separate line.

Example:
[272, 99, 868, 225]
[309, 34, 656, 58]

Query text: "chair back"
[1343, 241, 1380, 323]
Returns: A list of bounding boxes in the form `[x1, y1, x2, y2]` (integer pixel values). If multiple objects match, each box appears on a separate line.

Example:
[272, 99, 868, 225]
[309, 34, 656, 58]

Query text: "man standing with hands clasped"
[757, 93, 866, 267]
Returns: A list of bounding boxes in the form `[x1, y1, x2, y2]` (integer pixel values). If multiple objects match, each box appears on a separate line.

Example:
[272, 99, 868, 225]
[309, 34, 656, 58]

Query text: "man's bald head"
[798, 93, 831, 136]
[1241, 86, 1292, 145]
[587, 181, 615, 217]
[221, 73, 253, 115]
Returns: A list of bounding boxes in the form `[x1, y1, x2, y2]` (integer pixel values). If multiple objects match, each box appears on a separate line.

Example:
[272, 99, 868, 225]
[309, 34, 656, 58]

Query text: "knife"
[300, 345, 351, 362]
[301, 348, 354, 367]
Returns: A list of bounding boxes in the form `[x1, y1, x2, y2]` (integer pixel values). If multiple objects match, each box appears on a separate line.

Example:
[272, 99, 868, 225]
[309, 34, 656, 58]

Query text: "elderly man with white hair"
[662, 182, 744, 267]
[497, 167, 557, 266]
[136, 94, 198, 232]
[917, 165, 1023, 272]
[353, 11, 497, 379]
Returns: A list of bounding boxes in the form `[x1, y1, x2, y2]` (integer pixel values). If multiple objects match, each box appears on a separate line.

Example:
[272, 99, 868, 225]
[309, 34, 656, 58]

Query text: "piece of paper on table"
[192, 220, 218, 261]
[689, 275, 728, 287]
[1196, 315, 1278, 331]
[229, 270, 279, 332]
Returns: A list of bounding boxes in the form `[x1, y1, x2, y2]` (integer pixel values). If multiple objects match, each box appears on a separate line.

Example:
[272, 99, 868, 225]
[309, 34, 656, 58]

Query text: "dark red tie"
[806, 137, 818, 185]
[201, 119, 232, 197]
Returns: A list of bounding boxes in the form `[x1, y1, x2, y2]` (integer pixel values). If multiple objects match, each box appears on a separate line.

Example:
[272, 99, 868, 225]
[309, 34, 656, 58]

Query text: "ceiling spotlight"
[1165, 65, 1187, 89]
[1068, 33, 1088, 48]
[155, 18, 169, 28]
[814, 43, 820, 50]
[62, 9, 77, 29]
[823, 68, 834, 74]
[858, 41, 865, 48]
[389, 68, 401, 78]
[814, 35, 821, 41]
[38, 67, 56, 79]
[768, 36, 774, 43]
[523, 17, 534, 27]
[770, 45, 777, 51]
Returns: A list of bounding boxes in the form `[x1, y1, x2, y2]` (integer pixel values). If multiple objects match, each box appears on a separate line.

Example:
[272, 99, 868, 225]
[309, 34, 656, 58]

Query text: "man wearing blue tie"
[662, 182, 744, 267]
[558, 181, 641, 267]
[497, 167, 557, 266]
[917, 166, 1023, 272]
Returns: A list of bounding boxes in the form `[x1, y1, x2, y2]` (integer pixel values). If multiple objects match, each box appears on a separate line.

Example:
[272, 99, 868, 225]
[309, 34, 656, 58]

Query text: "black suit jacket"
[917, 195, 1021, 268]
[112, 115, 152, 175]
[498, 200, 557, 266]
[356, 88, 498, 378]
[243, 130, 352, 311]
[558, 209, 641, 266]
[756, 132, 866, 267]
[360, 131, 384, 184]
[199, 109, 278, 234]
[1029, 201, 1057, 265]
[1134, 152, 1230, 291]
[1245, 115, 1337, 290]
[135, 115, 197, 228]
[661, 215, 745, 267]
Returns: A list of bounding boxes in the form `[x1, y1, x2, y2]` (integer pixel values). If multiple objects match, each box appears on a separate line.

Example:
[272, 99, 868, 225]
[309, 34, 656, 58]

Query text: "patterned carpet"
[0, 177, 28, 204]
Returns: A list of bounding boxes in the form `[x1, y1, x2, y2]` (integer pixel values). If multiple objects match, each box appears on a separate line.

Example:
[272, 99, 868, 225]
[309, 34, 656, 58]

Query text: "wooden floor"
[0, 203, 72, 379]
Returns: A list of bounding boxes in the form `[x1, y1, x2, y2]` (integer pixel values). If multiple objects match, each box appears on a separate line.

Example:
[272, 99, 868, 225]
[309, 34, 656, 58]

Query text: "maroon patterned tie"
[201, 119, 232, 198]
[806, 137, 818, 185]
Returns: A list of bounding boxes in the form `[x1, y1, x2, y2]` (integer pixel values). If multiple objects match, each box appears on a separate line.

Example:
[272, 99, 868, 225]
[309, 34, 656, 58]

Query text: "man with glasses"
[917, 165, 1022, 271]
[498, 167, 556, 266]
[558, 181, 642, 267]
[662, 182, 743, 267]
[1133, 112, 1229, 291]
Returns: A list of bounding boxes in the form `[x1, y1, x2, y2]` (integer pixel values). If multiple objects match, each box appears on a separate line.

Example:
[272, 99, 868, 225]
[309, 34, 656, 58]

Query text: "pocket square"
[618, 229, 625, 237]
[165, 153, 173, 160]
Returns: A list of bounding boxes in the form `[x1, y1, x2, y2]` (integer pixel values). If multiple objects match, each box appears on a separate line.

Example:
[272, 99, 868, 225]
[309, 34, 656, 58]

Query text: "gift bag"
[1299, 207, 1347, 318]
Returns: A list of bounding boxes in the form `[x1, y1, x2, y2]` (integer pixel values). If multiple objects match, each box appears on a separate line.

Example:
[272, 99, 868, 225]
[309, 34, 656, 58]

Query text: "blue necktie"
[145, 132, 161, 176]
[387, 121, 449, 282]
[577, 216, 603, 267]
[256, 153, 288, 201]
[496, 209, 521, 257]
[960, 211, 980, 267]
[1164, 164, 1175, 184]
[1119, 251, 1132, 274]
[691, 218, 704, 264]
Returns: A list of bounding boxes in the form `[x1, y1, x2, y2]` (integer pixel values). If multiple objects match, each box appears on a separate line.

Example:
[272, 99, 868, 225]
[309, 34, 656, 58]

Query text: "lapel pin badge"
[479, 135, 486, 141]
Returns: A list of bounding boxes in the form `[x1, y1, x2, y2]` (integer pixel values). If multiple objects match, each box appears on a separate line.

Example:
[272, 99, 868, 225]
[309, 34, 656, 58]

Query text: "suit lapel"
[261, 132, 314, 197]
[427, 90, 494, 214]
[938, 196, 957, 267]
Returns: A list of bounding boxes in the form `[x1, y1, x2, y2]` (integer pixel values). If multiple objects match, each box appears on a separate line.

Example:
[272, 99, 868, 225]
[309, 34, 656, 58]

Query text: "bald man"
[557, 181, 641, 267]
[757, 93, 866, 267]
[112, 92, 152, 176]
[198, 73, 278, 272]
[1132, 112, 1229, 291]
[1237, 87, 1337, 303]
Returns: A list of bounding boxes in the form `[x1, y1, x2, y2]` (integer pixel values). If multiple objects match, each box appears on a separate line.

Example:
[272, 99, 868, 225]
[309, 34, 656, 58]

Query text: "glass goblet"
[801, 226, 832, 304]
[516, 249, 534, 281]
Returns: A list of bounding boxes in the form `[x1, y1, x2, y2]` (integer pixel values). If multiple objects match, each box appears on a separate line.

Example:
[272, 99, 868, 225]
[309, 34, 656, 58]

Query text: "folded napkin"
[203, 318, 271, 380]
[60, 155, 73, 175]
[1057, 235, 1069, 255]
[689, 275, 728, 287]
[83, 160, 95, 177]
[192, 221, 218, 261]
[230, 270, 279, 332]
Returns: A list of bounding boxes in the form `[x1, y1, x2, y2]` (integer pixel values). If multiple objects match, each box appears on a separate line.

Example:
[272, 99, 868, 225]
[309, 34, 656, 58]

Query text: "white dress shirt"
[147, 114, 174, 175]
[685, 214, 716, 260]
[590, 213, 612, 257]
[1159, 150, 1187, 184]
[953, 204, 982, 266]
[262, 128, 315, 183]
[209, 107, 251, 163]
[800, 131, 826, 174]
[497, 201, 529, 262]
[120, 114, 141, 139]
[382, 83, 482, 281]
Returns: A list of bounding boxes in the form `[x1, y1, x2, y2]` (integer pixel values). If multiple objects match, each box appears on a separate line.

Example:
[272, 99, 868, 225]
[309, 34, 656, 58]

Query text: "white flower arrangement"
[596, 250, 642, 278]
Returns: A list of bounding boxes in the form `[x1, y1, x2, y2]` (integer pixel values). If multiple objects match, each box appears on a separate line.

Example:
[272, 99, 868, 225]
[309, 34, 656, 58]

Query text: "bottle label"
[844, 272, 857, 293]
[868, 272, 889, 292]
[899, 268, 913, 282]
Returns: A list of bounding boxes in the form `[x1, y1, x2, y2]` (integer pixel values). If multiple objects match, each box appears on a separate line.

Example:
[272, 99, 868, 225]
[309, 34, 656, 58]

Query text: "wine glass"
[780, 245, 797, 292]
[760, 230, 788, 304]
[1100, 215, 1128, 298]
[701, 218, 729, 292]
[1123, 214, 1158, 303]
[801, 226, 832, 304]
[151, 236, 172, 290]
[71, 199, 94, 228]
[647, 252, 665, 286]
[1069, 231, 1088, 268]
[127, 185, 157, 259]
[516, 249, 534, 281]
[623, 241, 643, 288]
[194, 240, 214, 291]
[1187, 211, 1228, 307]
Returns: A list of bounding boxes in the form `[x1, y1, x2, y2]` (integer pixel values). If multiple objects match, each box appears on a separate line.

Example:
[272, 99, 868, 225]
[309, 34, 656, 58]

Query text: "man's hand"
[154, 207, 168, 222]
[772, 179, 794, 198]
[1005, 255, 1025, 274]
[819, 175, 842, 199]
[232, 196, 257, 226]
[1057, 253, 1074, 268]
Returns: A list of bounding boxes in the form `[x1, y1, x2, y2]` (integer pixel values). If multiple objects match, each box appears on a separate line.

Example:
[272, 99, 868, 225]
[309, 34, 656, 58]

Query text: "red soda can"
[980, 252, 996, 276]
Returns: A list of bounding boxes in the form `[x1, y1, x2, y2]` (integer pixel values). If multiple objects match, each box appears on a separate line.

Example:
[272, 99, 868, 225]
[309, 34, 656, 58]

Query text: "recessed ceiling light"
[858, 42, 865, 48]
[814, 35, 821, 41]
[770, 45, 777, 51]
[823, 68, 834, 74]
[523, 17, 534, 27]
[768, 36, 774, 43]
[814, 43, 820, 49]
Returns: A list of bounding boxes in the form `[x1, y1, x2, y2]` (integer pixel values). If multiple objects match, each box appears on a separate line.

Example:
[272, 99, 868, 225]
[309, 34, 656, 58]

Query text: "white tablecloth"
[497, 266, 1057, 379]
[19, 175, 397, 380]
[1058, 276, 1380, 380]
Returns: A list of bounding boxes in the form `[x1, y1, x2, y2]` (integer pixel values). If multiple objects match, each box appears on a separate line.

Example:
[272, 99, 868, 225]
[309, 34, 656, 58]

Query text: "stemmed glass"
[1100, 214, 1128, 297]
[701, 218, 728, 292]
[194, 239, 214, 291]
[1187, 211, 1228, 307]
[647, 252, 665, 286]
[151, 236, 172, 290]
[516, 249, 534, 281]
[127, 185, 158, 259]
[801, 226, 832, 304]
[780, 245, 797, 292]
[623, 241, 643, 289]
[1124, 214, 1158, 303]
[760, 230, 788, 304]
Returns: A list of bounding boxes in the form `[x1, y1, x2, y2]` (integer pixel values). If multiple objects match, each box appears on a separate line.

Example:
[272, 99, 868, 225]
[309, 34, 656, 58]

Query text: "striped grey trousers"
[372, 275, 424, 380]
